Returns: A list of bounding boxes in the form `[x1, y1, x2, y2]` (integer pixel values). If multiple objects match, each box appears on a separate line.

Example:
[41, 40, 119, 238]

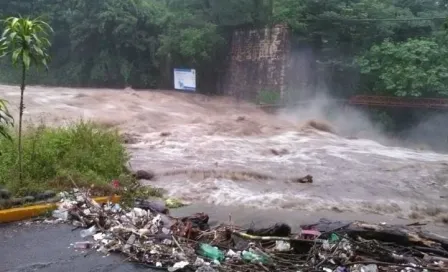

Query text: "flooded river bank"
[1, 85, 447, 224]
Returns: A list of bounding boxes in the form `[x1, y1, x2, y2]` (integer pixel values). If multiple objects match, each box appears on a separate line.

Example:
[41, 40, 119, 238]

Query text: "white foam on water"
[2, 85, 447, 222]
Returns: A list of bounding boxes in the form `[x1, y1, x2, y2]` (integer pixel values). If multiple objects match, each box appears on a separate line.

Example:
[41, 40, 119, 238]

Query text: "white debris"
[360, 264, 378, 272]
[133, 207, 147, 218]
[162, 227, 171, 234]
[168, 261, 189, 271]
[93, 232, 105, 241]
[52, 210, 69, 220]
[274, 240, 291, 252]
[322, 240, 332, 251]
[225, 249, 239, 258]
[193, 257, 206, 266]
[80, 225, 97, 238]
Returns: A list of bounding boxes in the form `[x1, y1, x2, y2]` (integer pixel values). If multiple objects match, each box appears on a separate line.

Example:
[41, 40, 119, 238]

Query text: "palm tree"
[0, 16, 53, 182]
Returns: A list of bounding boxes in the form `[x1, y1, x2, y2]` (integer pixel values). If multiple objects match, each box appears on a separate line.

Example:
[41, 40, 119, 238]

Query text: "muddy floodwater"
[2, 85, 448, 224]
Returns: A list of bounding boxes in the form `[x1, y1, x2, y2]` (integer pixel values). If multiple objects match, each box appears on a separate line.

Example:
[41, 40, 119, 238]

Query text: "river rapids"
[2, 85, 447, 224]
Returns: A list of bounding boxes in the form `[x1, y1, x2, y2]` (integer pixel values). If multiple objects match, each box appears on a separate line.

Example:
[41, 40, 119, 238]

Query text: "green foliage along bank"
[0, 121, 132, 196]
[357, 38, 448, 97]
[1, 0, 448, 98]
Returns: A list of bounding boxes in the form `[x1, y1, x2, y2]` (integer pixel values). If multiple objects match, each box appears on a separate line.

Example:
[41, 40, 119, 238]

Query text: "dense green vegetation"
[1, 0, 448, 97]
[0, 121, 132, 196]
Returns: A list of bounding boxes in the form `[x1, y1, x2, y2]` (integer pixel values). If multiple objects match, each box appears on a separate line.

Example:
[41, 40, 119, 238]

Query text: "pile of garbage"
[53, 190, 448, 272]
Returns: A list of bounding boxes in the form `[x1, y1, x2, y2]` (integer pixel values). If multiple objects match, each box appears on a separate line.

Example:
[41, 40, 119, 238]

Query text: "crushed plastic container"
[52, 210, 69, 220]
[197, 243, 225, 262]
[80, 225, 97, 238]
[241, 250, 269, 264]
[335, 266, 348, 272]
[329, 233, 340, 243]
[360, 264, 378, 272]
[111, 204, 121, 213]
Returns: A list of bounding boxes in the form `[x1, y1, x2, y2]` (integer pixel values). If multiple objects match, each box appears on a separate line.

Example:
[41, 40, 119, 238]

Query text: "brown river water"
[1, 85, 448, 227]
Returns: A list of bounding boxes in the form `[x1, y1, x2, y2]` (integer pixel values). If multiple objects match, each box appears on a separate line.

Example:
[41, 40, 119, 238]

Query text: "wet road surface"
[0, 223, 151, 272]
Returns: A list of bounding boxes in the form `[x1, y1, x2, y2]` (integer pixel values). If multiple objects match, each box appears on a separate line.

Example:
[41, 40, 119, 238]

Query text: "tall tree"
[0, 16, 52, 182]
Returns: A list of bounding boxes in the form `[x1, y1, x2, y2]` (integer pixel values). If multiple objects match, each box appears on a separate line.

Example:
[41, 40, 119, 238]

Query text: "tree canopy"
[0, 0, 447, 97]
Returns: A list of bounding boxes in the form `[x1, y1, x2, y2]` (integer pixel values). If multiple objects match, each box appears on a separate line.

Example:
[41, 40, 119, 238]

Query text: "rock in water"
[133, 170, 155, 180]
[35, 190, 57, 200]
[0, 188, 11, 199]
[121, 133, 139, 144]
[23, 196, 35, 202]
[304, 120, 336, 134]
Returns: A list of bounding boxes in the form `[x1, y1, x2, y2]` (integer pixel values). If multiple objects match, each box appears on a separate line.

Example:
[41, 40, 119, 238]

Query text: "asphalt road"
[0, 222, 153, 272]
[0, 205, 222, 272]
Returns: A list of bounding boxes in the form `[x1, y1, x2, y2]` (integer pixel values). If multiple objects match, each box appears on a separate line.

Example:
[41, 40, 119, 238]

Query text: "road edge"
[0, 195, 121, 223]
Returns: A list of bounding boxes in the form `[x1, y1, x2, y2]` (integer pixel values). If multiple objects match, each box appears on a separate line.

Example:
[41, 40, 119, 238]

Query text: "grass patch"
[0, 120, 134, 197]
[256, 89, 281, 105]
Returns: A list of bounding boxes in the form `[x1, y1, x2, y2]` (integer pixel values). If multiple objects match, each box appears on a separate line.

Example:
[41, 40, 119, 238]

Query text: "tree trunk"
[18, 63, 26, 183]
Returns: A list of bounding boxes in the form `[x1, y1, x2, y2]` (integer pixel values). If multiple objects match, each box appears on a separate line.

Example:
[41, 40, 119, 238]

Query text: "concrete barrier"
[0, 195, 121, 223]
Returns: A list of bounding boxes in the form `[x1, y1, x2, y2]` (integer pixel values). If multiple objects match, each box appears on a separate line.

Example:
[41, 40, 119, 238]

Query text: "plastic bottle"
[197, 243, 225, 262]
[329, 233, 340, 243]
[241, 250, 268, 264]
[80, 226, 97, 238]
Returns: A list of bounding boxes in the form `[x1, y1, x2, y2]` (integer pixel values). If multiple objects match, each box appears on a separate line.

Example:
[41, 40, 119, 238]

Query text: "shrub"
[256, 89, 281, 105]
[0, 120, 131, 196]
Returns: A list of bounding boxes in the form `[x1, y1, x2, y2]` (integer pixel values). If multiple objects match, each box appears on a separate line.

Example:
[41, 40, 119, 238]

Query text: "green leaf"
[0, 126, 12, 141]
[42, 58, 48, 69]
[0, 98, 13, 141]
[12, 48, 21, 65]
[9, 32, 17, 41]
[22, 50, 31, 69]
[11, 18, 19, 28]
[24, 35, 31, 44]
[32, 34, 42, 46]
[33, 45, 44, 56]
[1, 28, 10, 38]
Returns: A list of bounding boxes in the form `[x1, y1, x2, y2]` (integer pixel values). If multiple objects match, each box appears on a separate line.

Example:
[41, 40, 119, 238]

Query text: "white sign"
[174, 68, 196, 91]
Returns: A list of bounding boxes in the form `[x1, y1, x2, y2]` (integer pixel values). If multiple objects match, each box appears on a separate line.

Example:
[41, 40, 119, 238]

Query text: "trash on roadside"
[135, 199, 168, 214]
[197, 243, 225, 262]
[300, 229, 321, 240]
[53, 189, 448, 272]
[80, 225, 97, 238]
[168, 261, 189, 272]
[360, 264, 378, 272]
[274, 240, 291, 252]
[74, 241, 93, 249]
[52, 210, 69, 220]
[241, 249, 270, 264]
